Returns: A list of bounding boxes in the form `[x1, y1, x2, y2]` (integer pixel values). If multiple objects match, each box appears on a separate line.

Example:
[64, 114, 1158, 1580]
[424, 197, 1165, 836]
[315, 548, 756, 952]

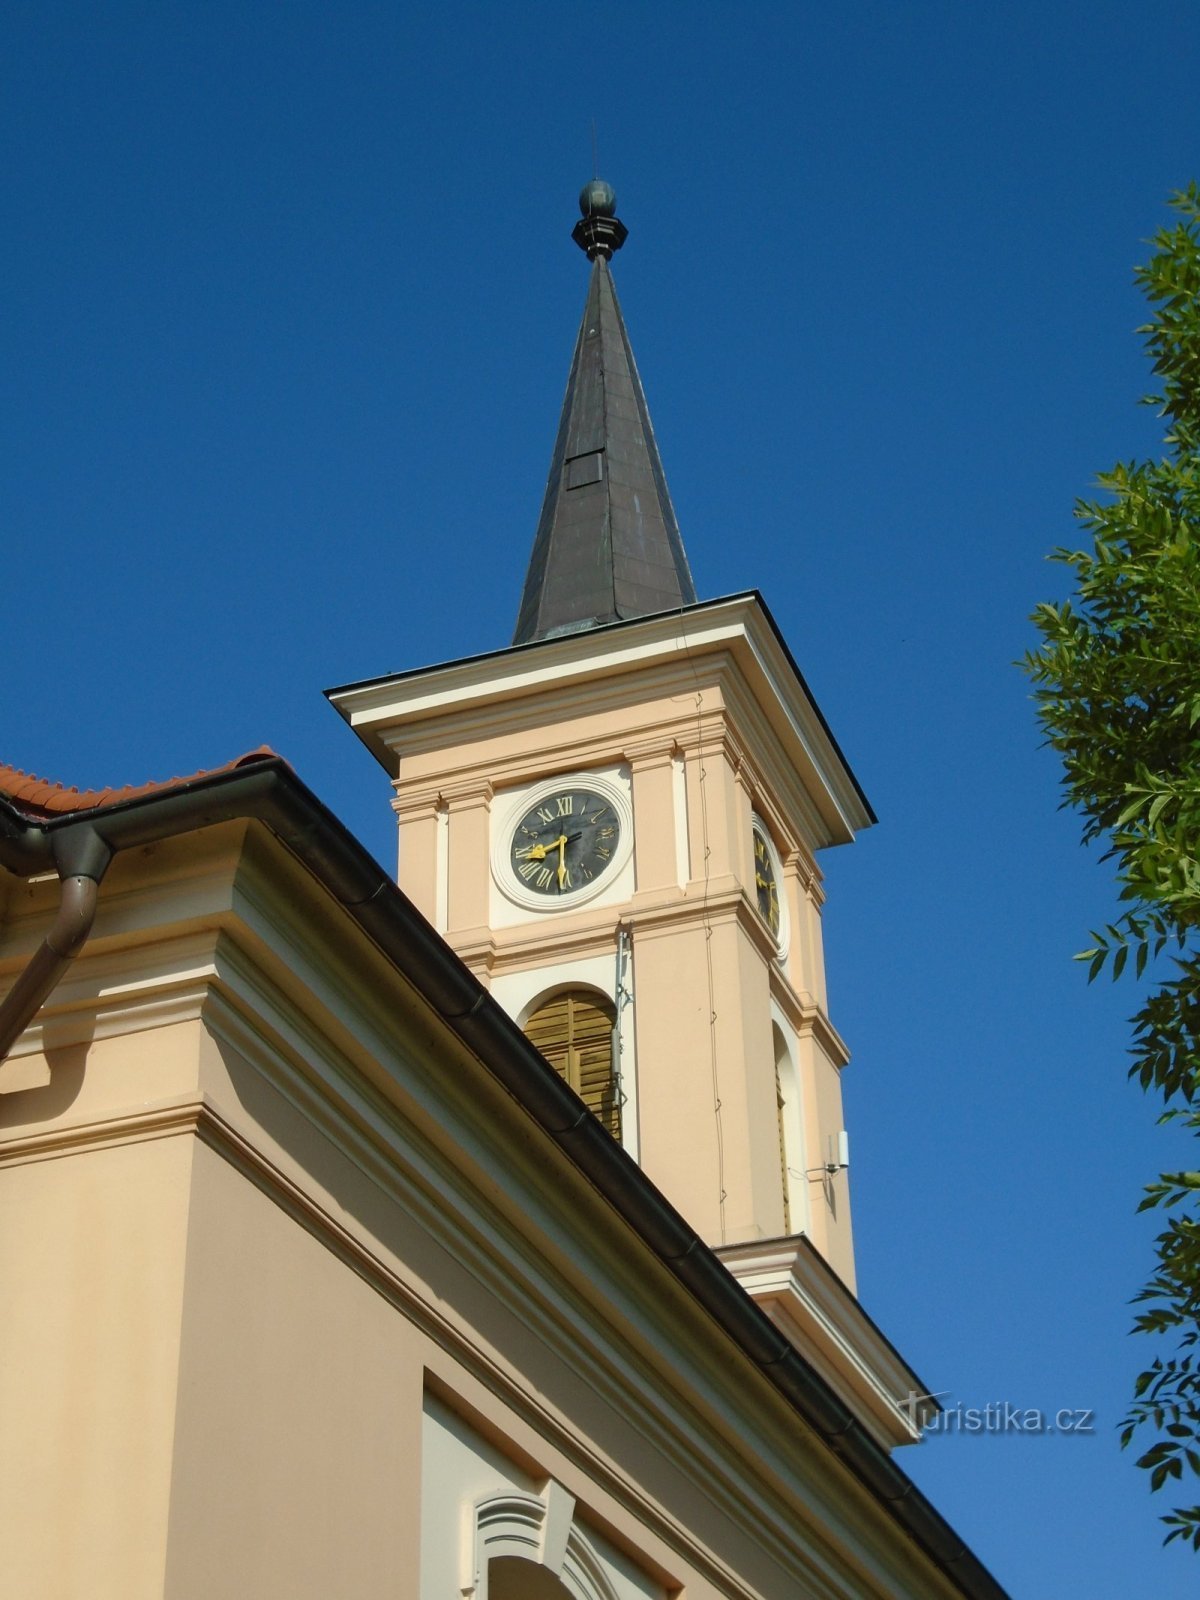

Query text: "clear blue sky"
[3, 4, 1198, 1593]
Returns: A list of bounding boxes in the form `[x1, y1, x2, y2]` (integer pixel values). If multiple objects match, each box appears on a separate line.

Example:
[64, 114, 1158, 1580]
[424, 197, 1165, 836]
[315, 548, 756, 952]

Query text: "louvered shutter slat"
[523, 990, 620, 1142]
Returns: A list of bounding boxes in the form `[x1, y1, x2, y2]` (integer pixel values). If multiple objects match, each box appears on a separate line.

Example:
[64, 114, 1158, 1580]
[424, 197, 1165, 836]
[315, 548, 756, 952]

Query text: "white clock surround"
[490, 768, 635, 920]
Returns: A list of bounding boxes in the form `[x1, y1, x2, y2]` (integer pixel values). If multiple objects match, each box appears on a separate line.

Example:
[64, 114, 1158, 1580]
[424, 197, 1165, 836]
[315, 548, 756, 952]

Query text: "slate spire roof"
[512, 182, 698, 645]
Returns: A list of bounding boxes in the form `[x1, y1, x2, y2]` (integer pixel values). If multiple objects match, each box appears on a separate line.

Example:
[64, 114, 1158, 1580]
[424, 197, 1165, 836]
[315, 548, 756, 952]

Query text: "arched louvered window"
[524, 991, 621, 1142]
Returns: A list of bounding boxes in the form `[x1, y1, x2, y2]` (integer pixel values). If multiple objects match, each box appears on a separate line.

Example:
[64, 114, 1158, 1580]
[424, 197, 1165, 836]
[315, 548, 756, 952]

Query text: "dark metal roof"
[512, 237, 698, 644]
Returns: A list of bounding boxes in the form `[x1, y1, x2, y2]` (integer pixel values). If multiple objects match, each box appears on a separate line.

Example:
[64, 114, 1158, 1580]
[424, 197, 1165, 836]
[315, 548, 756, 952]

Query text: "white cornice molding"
[391, 784, 444, 819]
[0, 926, 223, 1060]
[716, 1236, 936, 1453]
[392, 705, 692, 803]
[331, 598, 872, 849]
[767, 978, 850, 1069]
[0, 1093, 206, 1168]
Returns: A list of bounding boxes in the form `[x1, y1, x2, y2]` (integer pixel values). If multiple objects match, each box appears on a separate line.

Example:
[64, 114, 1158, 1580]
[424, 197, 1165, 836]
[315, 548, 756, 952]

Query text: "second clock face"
[753, 826, 781, 937]
[509, 786, 621, 898]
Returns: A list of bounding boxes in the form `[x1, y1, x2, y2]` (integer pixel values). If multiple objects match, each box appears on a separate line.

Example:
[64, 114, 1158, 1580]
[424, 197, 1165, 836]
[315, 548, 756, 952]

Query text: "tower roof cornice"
[511, 182, 698, 646]
[328, 592, 876, 845]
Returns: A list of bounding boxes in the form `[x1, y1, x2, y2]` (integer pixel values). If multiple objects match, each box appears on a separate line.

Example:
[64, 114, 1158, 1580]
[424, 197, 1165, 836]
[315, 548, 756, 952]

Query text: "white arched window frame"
[772, 1011, 809, 1237]
[463, 1482, 620, 1600]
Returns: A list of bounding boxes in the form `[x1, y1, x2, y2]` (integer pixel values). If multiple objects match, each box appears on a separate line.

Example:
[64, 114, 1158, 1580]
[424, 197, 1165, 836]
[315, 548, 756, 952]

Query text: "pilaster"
[626, 738, 679, 899]
[782, 845, 826, 1005]
[442, 779, 493, 937]
[730, 748, 757, 897]
[393, 785, 442, 923]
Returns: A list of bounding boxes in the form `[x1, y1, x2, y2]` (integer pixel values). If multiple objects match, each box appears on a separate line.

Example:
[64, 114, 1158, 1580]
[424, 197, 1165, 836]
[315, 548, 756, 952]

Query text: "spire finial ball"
[579, 179, 617, 218]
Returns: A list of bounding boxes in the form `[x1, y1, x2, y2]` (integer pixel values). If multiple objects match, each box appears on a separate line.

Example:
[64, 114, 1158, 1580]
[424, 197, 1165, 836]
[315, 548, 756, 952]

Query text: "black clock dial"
[753, 827, 781, 937]
[509, 787, 621, 897]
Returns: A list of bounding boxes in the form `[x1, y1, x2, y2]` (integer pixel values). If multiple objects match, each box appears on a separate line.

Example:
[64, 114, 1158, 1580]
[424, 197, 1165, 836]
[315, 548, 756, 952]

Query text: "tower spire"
[512, 181, 698, 646]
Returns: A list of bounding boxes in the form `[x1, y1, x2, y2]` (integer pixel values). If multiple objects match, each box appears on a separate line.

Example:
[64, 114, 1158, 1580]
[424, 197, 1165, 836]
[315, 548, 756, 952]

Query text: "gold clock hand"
[520, 833, 569, 862]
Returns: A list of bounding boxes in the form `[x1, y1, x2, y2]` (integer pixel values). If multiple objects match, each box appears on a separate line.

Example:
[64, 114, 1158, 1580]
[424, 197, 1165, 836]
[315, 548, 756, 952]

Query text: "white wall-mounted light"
[825, 1131, 850, 1174]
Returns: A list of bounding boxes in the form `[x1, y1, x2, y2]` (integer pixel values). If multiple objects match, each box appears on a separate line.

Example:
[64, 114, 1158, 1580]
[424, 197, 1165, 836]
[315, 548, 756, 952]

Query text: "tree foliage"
[1024, 183, 1200, 1548]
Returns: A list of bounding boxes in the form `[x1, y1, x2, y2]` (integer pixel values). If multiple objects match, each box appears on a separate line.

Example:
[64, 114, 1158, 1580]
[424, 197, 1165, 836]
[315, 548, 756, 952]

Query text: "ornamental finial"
[572, 178, 628, 260]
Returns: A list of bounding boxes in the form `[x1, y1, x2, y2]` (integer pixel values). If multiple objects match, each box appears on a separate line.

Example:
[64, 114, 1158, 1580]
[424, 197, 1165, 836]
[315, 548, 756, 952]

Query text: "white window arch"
[465, 1484, 620, 1600]
[772, 1016, 808, 1236]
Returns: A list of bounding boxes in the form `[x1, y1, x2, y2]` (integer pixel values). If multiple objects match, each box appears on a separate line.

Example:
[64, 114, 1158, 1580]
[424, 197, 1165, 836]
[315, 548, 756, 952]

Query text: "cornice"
[768, 975, 850, 1069]
[391, 785, 444, 820]
[0, 1092, 206, 1167]
[783, 845, 823, 900]
[715, 669, 837, 854]
[386, 659, 724, 771]
[393, 708, 698, 804]
[623, 735, 678, 772]
[455, 883, 760, 974]
[808, 1006, 850, 1068]
[466, 918, 616, 975]
[446, 927, 498, 974]
[624, 880, 745, 940]
[0, 927, 222, 1060]
[717, 1235, 937, 1453]
[459, 889, 841, 1023]
[436, 776, 495, 809]
[331, 597, 872, 849]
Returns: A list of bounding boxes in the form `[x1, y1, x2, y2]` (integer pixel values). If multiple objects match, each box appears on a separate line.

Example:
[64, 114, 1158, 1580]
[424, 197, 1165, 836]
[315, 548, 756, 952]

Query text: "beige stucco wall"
[801, 1031, 856, 1287]
[379, 662, 855, 1274]
[631, 909, 793, 1246]
[0, 822, 966, 1600]
[161, 1019, 877, 1600]
[0, 1129, 193, 1599]
[164, 1138, 420, 1598]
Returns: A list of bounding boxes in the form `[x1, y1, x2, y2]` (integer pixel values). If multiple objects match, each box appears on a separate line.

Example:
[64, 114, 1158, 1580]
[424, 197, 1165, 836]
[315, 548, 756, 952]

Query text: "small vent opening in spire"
[566, 452, 604, 490]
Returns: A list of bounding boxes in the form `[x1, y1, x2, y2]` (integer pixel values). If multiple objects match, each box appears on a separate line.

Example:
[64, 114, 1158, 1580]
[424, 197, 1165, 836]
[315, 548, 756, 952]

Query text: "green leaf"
[1021, 185, 1200, 1551]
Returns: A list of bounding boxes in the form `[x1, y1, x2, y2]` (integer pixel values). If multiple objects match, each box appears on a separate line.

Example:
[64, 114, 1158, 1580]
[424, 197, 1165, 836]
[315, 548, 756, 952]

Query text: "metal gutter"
[0, 756, 1005, 1599]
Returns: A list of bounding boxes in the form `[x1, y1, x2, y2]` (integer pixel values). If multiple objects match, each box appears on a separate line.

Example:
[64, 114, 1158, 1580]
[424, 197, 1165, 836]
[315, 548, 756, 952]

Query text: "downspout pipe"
[0, 763, 383, 1063]
[0, 826, 113, 1063]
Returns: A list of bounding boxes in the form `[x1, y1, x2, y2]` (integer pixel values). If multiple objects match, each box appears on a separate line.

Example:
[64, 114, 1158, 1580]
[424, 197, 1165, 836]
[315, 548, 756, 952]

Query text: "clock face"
[753, 826, 781, 938]
[509, 786, 622, 898]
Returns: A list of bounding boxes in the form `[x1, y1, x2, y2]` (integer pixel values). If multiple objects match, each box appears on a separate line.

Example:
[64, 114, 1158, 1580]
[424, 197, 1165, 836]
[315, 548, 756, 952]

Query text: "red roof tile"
[0, 747, 283, 821]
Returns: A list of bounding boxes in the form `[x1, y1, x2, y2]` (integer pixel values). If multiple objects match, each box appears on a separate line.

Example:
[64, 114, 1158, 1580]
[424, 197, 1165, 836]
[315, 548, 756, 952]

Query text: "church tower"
[329, 186, 908, 1440]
